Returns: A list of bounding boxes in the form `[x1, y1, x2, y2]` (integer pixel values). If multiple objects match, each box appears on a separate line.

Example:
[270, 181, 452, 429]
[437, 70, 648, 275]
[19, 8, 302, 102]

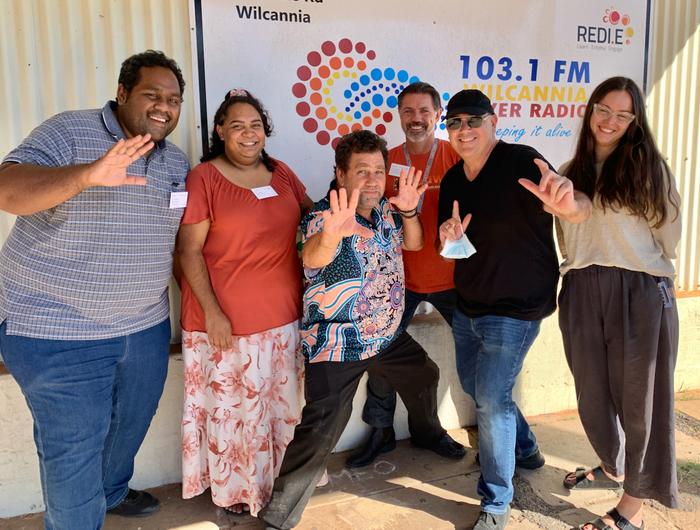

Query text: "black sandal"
[564, 466, 623, 490]
[606, 508, 644, 530]
[575, 516, 613, 530]
[575, 508, 644, 530]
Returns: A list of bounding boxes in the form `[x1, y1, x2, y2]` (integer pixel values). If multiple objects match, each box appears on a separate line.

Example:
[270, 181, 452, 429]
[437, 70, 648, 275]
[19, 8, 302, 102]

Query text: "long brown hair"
[566, 77, 678, 227]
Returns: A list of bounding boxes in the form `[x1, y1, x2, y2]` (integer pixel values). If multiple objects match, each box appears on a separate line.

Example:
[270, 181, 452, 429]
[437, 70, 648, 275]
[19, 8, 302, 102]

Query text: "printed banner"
[193, 0, 650, 199]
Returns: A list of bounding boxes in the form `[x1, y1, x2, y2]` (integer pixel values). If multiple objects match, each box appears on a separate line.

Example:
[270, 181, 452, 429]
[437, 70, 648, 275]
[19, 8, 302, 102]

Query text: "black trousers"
[259, 331, 446, 529]
[559, 265, 679, 507]
[363, 288, 457, 428]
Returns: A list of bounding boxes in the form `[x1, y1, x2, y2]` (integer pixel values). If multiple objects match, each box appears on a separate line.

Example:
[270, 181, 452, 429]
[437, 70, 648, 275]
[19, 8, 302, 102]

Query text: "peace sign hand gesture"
[322, 188, 374, 240]
[389, 166, 428, 212]
[439, 200, 472, 246]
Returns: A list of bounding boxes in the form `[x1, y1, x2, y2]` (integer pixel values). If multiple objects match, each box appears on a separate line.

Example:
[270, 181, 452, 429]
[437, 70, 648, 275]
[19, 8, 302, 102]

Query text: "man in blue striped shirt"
[0, 50, 189, 530]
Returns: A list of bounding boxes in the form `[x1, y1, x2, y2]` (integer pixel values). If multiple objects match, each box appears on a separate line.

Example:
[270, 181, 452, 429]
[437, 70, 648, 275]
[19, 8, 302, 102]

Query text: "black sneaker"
[107, 489, 160, 517]
[475, 449, 546, 470]
[413, 432, 466, 460]
[516, 449, 545, 470]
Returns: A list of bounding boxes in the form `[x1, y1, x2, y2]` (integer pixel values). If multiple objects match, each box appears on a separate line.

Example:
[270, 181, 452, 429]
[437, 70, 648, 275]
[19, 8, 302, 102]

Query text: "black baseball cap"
[444, 89, 494, 119]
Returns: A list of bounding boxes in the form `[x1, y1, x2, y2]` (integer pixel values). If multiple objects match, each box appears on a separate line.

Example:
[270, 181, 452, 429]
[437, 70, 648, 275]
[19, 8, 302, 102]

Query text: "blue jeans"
[452, 310, 540, 514]
[362, 288, 457, 428]
[0, 319, 170, 530]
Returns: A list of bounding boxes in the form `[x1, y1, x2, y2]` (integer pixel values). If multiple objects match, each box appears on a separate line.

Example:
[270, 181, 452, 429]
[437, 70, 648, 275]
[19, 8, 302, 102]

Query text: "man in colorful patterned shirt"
[348, 81, 462, 468]
[260, 130, 464, 530]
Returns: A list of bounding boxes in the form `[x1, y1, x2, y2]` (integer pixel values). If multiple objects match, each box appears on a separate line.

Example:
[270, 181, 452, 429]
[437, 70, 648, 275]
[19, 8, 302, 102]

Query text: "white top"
[557, 161, 682, 278]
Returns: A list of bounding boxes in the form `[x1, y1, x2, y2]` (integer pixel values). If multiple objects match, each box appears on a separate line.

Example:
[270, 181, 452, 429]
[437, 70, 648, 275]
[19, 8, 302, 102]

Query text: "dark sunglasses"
[445, 114, 492, 131]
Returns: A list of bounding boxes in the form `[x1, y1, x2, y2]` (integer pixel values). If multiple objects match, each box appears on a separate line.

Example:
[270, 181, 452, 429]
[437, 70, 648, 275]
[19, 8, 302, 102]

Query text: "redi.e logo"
[577, 7, 634, 47]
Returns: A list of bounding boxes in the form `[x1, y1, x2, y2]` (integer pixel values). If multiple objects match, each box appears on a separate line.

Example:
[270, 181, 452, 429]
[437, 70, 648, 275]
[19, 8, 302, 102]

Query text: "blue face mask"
[440, 233, 477, 260]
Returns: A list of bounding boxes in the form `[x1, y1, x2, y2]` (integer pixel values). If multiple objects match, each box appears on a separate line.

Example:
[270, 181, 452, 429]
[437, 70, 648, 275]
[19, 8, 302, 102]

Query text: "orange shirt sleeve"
[275, 160, 307, 205]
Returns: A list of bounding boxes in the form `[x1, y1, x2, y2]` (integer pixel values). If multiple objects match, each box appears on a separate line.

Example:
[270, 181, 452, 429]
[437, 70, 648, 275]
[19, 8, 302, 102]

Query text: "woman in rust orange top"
[177, 89, 312, 516]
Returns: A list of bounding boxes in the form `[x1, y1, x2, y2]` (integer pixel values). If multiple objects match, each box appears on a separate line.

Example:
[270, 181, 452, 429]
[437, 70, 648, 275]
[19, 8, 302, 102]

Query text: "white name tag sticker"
[251, 185, 278, 200]
[388, 163, 410, 177]
[169, 191, 188, 209]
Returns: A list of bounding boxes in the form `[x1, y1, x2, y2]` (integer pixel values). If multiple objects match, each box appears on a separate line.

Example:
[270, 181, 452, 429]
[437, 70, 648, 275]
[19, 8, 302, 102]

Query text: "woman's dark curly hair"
[201, 89, 276, 171]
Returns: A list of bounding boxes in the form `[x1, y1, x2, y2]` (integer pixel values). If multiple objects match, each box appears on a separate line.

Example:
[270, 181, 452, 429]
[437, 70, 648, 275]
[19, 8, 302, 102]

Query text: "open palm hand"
[322, 188, 374, 239]
[85, 134, 154, 188]
[389, 166, 427, 212]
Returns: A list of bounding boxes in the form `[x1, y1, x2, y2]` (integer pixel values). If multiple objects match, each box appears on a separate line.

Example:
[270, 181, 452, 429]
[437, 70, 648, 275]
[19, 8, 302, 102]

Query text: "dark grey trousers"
[559, 265, 679, 508]
[259, 331, 446, 529]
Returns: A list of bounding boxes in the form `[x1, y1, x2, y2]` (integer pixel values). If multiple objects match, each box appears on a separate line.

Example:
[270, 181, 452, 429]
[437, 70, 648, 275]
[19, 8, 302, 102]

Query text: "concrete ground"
[5, 392, 700, 530]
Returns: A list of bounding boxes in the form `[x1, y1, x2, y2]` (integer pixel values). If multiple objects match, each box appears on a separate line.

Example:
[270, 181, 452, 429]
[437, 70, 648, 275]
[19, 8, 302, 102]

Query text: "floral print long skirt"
[181, 321, 304, 515]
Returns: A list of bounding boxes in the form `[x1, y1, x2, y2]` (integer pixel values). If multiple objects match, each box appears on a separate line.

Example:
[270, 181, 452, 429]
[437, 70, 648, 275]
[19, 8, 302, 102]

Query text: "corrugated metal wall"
[0, 0, 698, 292]
[0, 0, 199, 153]
[0, 0, 200, 342]
[647, 0, 700, 293]
[0, 0, 200, 234]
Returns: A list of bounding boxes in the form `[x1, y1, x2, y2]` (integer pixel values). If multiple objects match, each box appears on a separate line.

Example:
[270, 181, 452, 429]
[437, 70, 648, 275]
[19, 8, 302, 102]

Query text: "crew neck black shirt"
[438, 141, 558, 321]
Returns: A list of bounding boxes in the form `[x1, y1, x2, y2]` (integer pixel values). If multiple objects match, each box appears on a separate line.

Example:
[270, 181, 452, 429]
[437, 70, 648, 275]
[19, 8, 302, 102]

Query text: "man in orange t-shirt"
[346, 82, 462, 468]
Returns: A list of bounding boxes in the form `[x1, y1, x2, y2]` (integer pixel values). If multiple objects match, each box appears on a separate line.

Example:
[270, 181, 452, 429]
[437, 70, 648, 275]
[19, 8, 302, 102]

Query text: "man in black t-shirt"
[436, 89, 587, 530]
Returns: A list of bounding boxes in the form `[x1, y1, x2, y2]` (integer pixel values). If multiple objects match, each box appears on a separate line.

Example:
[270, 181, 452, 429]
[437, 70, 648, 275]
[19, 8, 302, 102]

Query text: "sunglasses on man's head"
[445, 114, 492, 131]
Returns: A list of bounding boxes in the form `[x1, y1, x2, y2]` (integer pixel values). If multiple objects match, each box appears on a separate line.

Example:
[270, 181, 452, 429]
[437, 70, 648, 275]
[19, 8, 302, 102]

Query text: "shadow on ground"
[5, 404, 700, 529]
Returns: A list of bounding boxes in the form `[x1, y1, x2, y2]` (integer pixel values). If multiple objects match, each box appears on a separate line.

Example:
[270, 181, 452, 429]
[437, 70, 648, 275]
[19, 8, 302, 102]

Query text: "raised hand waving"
[84, 134, 154, 188]
[322, 188, 374, 239]
[389, 166, 428, 212]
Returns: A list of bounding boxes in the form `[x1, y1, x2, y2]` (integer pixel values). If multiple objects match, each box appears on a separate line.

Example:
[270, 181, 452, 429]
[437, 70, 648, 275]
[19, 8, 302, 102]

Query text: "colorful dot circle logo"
[437, 91, 453, 131]
[292, 38, 421, 148]
[603, 7, 633, 44]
